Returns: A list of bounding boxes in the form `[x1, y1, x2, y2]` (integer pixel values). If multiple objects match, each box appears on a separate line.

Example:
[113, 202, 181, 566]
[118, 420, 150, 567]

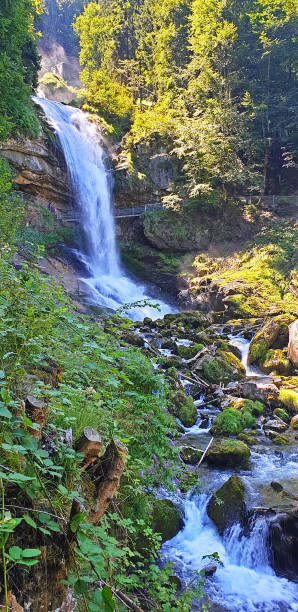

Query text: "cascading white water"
[162, 496, 298, 612]
[33, 97, 174, 320]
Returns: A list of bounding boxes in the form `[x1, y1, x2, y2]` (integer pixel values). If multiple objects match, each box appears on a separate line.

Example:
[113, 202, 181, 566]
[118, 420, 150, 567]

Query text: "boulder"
[233, 377, 279, 404]
[206, 439, 250, 468]
[260, 349, 291, 376]
[200, 351, 245, 386]
[278, 388, 298, 414]
[168, 390, 197, 428]
[290, 414, 298, 429]
[263, 418, 288, 433]
[273, 408, 290, 423]
[269, 509, 298, 580]
[152, 499, 183, 543]
[210, 407, 255, 436]
[207, 475, 246, 535]
[179, 446, 203, 465]
[248, 315, 294, 365]
[288, 320, 298, 368]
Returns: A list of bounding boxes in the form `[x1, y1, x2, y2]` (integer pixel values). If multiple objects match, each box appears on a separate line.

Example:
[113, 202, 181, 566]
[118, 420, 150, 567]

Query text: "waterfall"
[33, 97, 173, 320]
[162, 496, 298, 612]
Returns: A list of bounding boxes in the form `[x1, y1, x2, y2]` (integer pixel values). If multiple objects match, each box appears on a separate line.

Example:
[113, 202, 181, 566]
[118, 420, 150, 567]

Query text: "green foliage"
[211, 407, 256, 436]
[0, 159, 23, 247]
[73, 0, 297, 197]
[0, 0, 41, 139]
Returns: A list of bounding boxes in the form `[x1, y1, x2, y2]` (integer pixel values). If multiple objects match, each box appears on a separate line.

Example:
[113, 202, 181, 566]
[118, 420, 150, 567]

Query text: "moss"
[207, 475, 246, 535]
[152, 499, 183, 543]
[168, 390, 197, 427]
[260, 349, 291, 375]
[243, 399, 264, 416]
[177, 343, 204, 360]
[179, 446, 203, 465]
[211, 407, 255, 436]
[201, 351, 245, 385]
[206, 439, 250, 467]
[273, 408, 290, 423]
[271, 434, 290, 445]
[278, 389, 298, 414]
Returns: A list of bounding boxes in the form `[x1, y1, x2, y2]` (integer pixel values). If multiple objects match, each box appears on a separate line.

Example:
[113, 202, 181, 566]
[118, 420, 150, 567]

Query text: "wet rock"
[269, 509, 298, 580]
[266, 431, 289, 444]
[152, 499, 183, 543]
[263, 418, 288, 433]
[233, 377, 279, 404]
[168, 390, 197, 428]
[288, 320, 298, 368]
[202, 563, 217, 577]
[207, 475, 246, 535]
[237, 432, 258, 445]
[271, 481, 284, 492]
[206, 439, 250, 467]
[179, 446, 203, 465]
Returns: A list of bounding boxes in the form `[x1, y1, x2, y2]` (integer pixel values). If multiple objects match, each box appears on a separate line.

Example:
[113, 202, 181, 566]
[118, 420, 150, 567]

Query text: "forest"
[0, 0, 297, 611]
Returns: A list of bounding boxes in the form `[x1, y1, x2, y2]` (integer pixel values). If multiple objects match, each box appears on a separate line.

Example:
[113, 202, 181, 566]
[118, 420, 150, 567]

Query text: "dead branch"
[75, 427, 102, 469]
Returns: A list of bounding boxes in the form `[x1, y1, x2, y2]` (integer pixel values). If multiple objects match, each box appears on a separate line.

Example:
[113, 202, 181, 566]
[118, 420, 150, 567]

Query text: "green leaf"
[74, 579, 88, 595]
[22, 548, 41, 558]
[8, 546, 22, 560]
[70, 512, 85, 533]
[0, 406, 12, 418]
[102, 586, 115, 611]
[23, 514, 37, 529]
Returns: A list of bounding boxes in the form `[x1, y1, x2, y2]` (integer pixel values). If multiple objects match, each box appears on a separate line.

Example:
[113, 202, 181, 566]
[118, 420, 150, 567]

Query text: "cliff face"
[0, 132, 70, 211]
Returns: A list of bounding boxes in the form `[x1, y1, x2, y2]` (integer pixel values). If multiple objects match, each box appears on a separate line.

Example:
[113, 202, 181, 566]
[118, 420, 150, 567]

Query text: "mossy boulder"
[210, 408, 255, 436]
[237, 432, 258, 445]
[152, 499, 183, 543]
[207, 475, 246, 535]
[273, 408, 290, 423]
[177, 343, 204, 360]
[260, 349, 291, 376]
[168, 390, 197, 427]
[278, 389, 298, 414]
[121, 330, 144, 347]
[267, 431, 290, 444]
[206, 439, 250, 467]
[248, 315, 294, 366]
[201, 351, 245, 386]
[179, 446, 203, 465]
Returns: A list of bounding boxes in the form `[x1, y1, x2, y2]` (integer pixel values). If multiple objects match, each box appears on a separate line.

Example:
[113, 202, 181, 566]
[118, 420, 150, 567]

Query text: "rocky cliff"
[0, 128, 70, 211]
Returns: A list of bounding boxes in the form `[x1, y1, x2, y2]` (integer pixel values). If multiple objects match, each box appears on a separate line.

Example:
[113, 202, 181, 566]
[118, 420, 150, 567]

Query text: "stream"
[33, 97, 297, 610]
[162, 336, 298, 611]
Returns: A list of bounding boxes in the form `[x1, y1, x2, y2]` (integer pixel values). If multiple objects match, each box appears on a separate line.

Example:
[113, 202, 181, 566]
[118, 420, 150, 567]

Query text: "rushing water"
[162, 334, 298, 611]
[33, 97, 173, 320]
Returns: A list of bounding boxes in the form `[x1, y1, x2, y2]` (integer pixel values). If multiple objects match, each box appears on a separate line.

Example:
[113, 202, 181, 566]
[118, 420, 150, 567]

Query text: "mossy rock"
[210, 408, 255, 436]
[273, 408, 290, 423]
[152, 499, 183, 543]
[121, 330, 144, 347]
[267, 431, 290, 444]
[177, 343, 204, 360]
[207, 475, 246, 535]
[237, 432, 258, 445]
[201, 351, 245, 386]
[206, 439, 250, 467]
[278, 389, 298, 414]
[168, 390, 197, 427]
[248, 316, 294, 366]
[260, 349, 291, 376]
[242, 399, 264, 415]
[179, 446, 203, 465]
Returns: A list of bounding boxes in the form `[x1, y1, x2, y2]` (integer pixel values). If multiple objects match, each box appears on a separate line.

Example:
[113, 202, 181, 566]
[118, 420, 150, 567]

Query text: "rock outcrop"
[0, 131, 70, 210]
[288, 320, 298, 368]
